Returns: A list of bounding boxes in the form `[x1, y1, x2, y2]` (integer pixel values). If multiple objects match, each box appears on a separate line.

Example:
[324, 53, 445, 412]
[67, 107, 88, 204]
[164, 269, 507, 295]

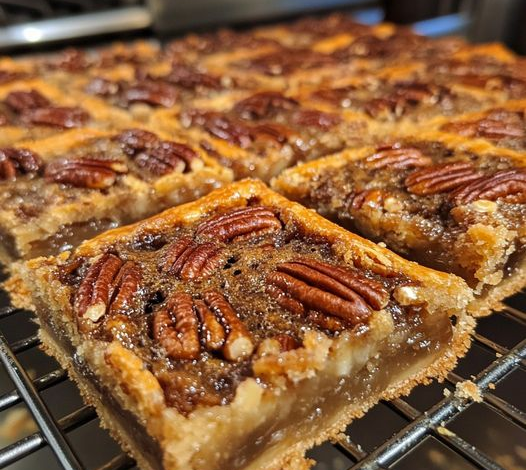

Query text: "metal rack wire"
[0, 293, 525, 470]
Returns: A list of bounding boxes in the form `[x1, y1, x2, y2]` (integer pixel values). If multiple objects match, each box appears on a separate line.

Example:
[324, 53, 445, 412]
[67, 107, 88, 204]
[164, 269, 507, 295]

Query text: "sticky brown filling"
[27, 218, 120, 259]
[55, 203, 446, 416]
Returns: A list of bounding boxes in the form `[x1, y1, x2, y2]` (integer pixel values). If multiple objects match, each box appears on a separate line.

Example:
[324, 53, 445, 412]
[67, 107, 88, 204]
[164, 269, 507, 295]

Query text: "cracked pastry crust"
[0, 127, 232, 264]
[272, 130, 526, 316]
[10, 180, 474, 470]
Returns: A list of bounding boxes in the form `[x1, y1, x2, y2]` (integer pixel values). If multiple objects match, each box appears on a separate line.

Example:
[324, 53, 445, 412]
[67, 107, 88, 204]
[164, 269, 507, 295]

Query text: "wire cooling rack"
[0, 290, 525, 470]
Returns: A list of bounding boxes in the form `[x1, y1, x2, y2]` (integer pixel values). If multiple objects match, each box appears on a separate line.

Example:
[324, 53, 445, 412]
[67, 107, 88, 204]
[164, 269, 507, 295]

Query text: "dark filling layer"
[37, 313, 163, 470]
[57, 201, 419, 416]
[27, 219, 119, 259]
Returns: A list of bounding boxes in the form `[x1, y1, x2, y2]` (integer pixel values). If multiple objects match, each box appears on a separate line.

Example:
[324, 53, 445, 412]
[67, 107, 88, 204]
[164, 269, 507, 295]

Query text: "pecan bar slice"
[0, 127, 232, 264]
[0, 78, 134, 147]
[438, 101, 526, 152]
[273, 132, 526, 315]
[11, 180, 473, 470]
[154, 90, 370, 181]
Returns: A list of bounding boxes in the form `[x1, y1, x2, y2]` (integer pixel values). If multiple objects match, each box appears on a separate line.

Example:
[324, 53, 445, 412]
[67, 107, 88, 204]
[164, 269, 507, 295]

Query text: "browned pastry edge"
[37, 311, 475, 470]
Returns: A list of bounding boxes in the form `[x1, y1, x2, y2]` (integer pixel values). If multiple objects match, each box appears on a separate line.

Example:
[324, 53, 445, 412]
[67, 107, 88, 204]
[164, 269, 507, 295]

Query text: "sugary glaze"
[12, 180, 474, 470]
[272, 131, 526, 313]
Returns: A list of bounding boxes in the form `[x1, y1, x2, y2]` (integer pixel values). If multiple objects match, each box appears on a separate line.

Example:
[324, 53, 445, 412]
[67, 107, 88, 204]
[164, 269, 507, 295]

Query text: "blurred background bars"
[0, 0, 525, 52]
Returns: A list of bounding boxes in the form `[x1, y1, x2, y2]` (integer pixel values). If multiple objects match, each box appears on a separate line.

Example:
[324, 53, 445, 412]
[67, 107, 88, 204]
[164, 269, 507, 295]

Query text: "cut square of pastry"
[152, 90, 374, 181]
[272, 131, 526, 316]
[437, 100, 526, 152]
[219, 18, 467, 91]
[0, 127, 232, 264]
[0, 77, 134, 146]
[405, 43, 526, 100]
[301, 72, 498, 126]
[11, 180, 474, 470]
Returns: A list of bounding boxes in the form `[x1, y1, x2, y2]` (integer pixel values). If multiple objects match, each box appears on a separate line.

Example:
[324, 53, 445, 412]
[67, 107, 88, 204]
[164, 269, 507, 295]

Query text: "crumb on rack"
[455, 380, 483, 402]
[0, 408, 37, 442]
[437, 426, 456, 437]
[443, 388, 452, 397]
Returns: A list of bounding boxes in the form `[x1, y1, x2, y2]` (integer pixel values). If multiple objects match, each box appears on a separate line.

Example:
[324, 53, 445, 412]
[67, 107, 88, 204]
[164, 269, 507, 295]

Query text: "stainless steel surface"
[0, 6, 151, 49]
[147, 0, 376, 33]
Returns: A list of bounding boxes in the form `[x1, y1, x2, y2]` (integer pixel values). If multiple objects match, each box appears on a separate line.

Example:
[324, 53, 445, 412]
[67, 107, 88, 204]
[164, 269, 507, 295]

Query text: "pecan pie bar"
[273, 132, 526, 315]
[303, 73, 496, 125]
[153, 90, 372, 180]
[0, 127, 232, 263]
[11, 180, 474, 470]
[438, 100, 526, 152]
[0, 78, 133, 146]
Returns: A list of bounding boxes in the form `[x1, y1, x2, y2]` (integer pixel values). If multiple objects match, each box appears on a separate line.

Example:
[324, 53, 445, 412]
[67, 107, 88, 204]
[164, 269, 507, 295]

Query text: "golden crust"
[11, 180, 474, 470]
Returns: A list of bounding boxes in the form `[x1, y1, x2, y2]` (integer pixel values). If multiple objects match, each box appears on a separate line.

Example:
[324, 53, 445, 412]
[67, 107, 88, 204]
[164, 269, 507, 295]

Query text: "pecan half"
[184, 110, 253, 148]
[122, 80, 179, 107]
[74, 254, 142, 330]
[196, 206, 282, 242]
[153, 292, 201, 360]
[0, 147, 42, 180]
[251, 122, 291, 144]
[405, 162, 482, 196]
[451, 168, 526, 205]
[194, 299, 226, 350]
[204, 290, 254, 362]
[45, 48, 89, 72]
[0, 70, 26, 85]
[233, 92, 298, 119]
[244, 48, 335, 76]
[165, 63, 222, 90]
[5, 89, 50, 112]
[45, 157, 128, 189]
[351, 189, 387, 210]
[118, 128, 198, 175]
[22, 106, 90, 128]
[364, 145, 432, 170]
[160, 236, 223, 280]
[442, 111, 525, 140]
[267, 258, 389, 327]
[291, 109, 342, 129]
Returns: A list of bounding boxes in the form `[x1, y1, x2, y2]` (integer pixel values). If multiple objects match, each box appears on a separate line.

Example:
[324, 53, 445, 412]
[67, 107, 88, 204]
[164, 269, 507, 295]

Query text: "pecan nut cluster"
[45, 157, 128, 189]
[0, 147, 42, 180]
[117, 128, 199, 175]
[74, 253, 142, 332]
[267, 258, 389, 331]
[153, 290, 254, 362]
[4, 89, 90, 128]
